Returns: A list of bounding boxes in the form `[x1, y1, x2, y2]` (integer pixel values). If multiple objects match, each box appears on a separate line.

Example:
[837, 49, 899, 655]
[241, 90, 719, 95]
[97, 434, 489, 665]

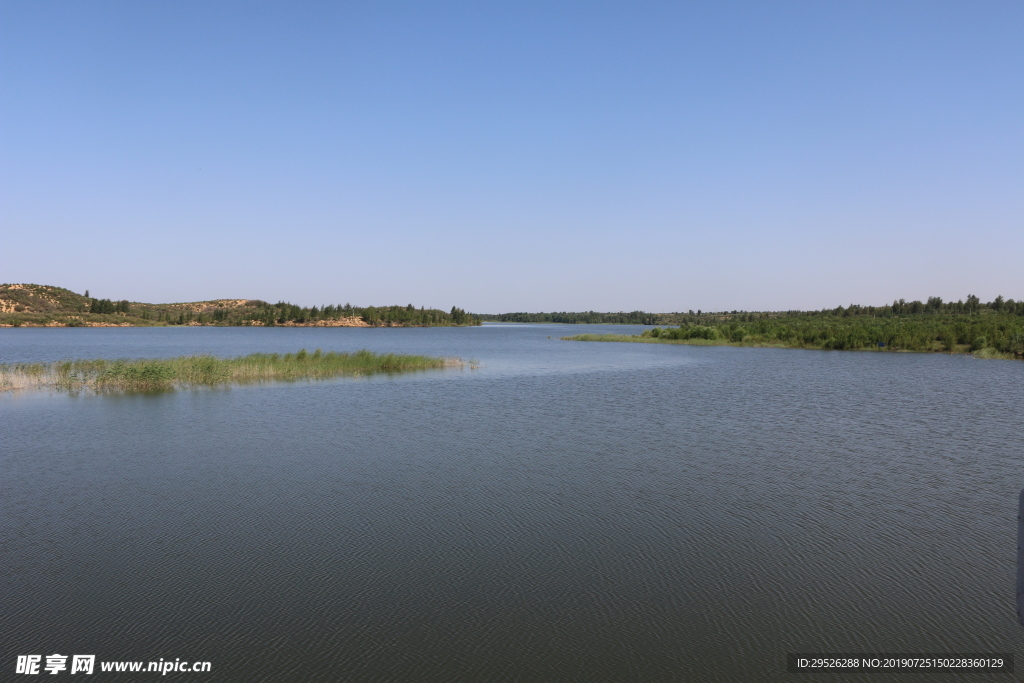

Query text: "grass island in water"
[0, 349, 462, 393]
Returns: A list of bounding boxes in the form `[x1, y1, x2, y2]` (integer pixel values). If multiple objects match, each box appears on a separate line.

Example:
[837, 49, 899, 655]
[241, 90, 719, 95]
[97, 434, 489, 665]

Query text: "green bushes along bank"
[565, 312, 1024, 360]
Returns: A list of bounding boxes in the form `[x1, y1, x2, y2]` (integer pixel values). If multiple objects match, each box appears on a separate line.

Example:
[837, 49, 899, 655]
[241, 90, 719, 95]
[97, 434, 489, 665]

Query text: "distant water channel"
[3, 324, 1023, 681]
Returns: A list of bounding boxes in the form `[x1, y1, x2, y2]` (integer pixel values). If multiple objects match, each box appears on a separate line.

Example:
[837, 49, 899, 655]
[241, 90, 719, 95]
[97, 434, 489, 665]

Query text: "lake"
[3, 324, 1022, 681]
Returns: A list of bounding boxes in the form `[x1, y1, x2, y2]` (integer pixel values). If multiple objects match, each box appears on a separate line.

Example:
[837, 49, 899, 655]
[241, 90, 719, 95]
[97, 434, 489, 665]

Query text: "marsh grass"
[0, 349, 461, 394]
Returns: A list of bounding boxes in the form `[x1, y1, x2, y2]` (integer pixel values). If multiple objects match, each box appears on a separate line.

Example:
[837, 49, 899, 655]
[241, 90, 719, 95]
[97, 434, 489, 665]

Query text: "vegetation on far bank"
[0, 349, 461, 393]
[652, 293, 1024, 325]
[0, 284, 480, 328]
[470, 295, 1024, 328]
[564, 302, 1024, 361]
[480, 310, 658, 324]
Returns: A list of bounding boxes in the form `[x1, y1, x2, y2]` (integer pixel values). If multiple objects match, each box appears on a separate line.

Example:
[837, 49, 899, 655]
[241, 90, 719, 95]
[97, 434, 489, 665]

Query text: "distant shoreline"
[1, 284, 480, 328]
[564, 331, 1023, 361]
[1, 318, 376, 329]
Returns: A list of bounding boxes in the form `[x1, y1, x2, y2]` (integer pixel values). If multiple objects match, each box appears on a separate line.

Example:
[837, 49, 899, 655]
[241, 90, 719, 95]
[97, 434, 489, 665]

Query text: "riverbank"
[0, 284, 481, 327]
[0, 316, 373, 328]
[0, 349, 462, 393]
[563, 332, 1023, 360]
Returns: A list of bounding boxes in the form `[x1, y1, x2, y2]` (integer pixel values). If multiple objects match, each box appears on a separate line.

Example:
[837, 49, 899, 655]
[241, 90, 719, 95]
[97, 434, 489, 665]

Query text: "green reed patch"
[0, 349, 460, 393]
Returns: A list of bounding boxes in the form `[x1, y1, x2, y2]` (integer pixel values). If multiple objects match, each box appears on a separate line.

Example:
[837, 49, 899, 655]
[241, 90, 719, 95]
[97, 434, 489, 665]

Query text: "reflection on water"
[2, 325, 1023, 681]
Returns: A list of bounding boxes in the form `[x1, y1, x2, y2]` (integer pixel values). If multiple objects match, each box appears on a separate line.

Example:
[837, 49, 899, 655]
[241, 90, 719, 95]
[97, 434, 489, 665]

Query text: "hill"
[0, 284, 480, 328]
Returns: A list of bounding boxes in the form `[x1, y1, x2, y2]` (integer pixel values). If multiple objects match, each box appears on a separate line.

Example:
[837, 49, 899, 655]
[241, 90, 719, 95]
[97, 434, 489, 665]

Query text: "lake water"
[3, 324, 1023, 681]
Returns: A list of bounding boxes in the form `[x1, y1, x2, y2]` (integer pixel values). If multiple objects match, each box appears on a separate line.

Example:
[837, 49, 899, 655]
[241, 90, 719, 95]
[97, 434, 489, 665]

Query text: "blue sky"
[2, 1, 1021, 312]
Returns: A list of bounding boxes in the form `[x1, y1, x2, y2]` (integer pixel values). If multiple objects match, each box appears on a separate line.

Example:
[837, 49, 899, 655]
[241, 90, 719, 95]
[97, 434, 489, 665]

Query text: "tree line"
[3, 289, 481, 327]
[660, 294, 1024, 324]
[641, 305, 1024, 358]
[185, 301, 480, 327]
[480, 310, 658, 325]
[88, 298, 131, 314]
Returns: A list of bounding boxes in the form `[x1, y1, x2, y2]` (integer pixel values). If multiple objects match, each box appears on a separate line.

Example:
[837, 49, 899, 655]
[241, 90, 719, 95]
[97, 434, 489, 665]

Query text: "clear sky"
[2, 1, 1021, 313]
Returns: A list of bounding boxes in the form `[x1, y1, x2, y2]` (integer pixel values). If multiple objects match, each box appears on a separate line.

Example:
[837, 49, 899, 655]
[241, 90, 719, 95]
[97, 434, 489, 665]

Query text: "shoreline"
[0, 318, 460, 328]
[562, 333, 1023, 361]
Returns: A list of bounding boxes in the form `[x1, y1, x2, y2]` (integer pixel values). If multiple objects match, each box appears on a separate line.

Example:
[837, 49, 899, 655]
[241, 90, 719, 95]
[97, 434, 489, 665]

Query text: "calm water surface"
[3, 325, 1023, 681]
